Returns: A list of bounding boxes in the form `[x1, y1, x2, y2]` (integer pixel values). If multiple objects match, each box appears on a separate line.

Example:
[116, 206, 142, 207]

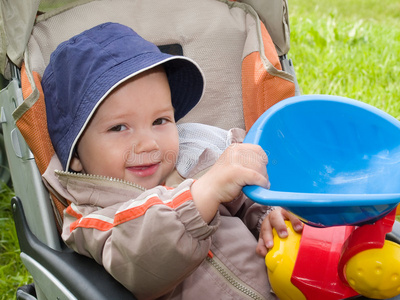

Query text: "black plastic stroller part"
[11, 196, 137, 300]
[386, 220, 400, 245]
[16, 283, 36, 300]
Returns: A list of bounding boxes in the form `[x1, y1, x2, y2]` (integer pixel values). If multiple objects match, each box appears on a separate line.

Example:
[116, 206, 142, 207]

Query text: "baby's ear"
[69, 156, 83, 172]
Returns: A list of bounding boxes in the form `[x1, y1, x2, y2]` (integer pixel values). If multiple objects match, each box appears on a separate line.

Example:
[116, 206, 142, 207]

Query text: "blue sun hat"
[42, 22, 205, 170]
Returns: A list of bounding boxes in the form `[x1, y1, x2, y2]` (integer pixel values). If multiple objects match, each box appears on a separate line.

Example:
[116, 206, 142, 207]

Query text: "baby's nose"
[133, 134, 160, 154]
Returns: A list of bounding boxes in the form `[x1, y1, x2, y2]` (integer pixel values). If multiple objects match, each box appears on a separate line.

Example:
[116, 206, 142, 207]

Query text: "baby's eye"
[109, 124, 127, 132]
[153, 118, 168, 126]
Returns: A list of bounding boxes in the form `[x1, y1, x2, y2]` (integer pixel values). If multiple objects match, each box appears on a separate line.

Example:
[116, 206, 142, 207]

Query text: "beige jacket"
[43, 124, 276, 300]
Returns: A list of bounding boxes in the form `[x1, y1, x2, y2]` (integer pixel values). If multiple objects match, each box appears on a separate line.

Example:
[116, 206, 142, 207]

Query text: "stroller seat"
[18, 0, 297, 231]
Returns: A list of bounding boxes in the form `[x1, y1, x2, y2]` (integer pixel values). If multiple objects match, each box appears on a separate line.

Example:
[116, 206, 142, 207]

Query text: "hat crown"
[68, 22, 160, 64]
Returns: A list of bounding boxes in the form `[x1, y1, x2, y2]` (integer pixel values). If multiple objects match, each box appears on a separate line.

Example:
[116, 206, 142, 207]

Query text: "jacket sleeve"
[61, 179, 219, 299]
[220, 193, 273, 234]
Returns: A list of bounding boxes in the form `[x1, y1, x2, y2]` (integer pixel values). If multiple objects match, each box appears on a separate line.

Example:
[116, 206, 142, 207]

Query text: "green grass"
[0, 184, 31, 300]
[288, 0, 400, 119]
[1, 0, 400, 299]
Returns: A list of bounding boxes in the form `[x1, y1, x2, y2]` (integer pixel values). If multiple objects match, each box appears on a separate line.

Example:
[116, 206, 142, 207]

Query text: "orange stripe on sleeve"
[65, 205, 83, 219]
[70, 218, 113, 232]
[114, 190, 193, 226]
[70, 189, 193, 232]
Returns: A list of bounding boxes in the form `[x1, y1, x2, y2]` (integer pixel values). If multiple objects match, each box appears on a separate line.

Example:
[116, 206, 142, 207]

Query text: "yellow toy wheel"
[345, 240, 400, 299]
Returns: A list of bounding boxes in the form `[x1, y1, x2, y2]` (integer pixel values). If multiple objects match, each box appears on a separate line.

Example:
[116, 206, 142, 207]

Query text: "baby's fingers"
[241, 168, 270, 190]
[267, 208, 290, 238]
[256, 237, 269, 257]
[257, 212, 279, 257]
[282, 209, 304, 233]
[257, 208, 302, 255]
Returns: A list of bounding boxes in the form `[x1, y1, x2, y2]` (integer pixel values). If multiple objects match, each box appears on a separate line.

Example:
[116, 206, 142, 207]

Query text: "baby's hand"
[256, 207, 303, 257]
[191, 144, 270, 223]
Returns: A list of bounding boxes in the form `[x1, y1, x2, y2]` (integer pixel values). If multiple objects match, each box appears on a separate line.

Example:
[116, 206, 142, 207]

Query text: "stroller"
[0, 0, 297, 299]
[1, 0, 399, 299]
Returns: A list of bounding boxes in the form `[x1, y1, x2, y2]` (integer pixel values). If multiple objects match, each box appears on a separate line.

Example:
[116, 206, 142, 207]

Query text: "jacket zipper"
[206, 253, 267, 300]
[54, 170, 147, 191]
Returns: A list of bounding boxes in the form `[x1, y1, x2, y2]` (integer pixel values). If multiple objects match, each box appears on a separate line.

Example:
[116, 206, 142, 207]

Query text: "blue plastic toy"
[243, 94, 400, 227]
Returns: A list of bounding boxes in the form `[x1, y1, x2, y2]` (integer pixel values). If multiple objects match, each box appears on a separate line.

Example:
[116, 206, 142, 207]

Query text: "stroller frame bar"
[0, 66, 60, 249]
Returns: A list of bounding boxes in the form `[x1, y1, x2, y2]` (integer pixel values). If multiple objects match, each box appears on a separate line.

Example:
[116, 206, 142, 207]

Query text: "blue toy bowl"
[243, 95, 400, 227]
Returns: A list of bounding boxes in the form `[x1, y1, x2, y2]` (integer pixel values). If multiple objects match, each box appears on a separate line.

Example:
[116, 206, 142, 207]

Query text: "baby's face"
[70, 67, 179, 189]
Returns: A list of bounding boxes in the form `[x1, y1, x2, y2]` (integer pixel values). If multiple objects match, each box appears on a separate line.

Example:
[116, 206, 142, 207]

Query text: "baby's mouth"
[127, 163, 160, 177]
